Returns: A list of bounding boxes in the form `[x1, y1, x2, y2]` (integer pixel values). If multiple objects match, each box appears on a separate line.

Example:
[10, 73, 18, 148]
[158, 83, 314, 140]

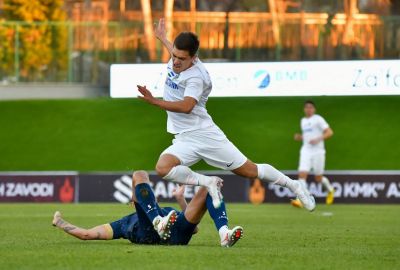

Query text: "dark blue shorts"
[110, 202, 161, 244]
[110, 183, 197, 245]
[168, 212, 197, 245]
[109, 213, 138, 240]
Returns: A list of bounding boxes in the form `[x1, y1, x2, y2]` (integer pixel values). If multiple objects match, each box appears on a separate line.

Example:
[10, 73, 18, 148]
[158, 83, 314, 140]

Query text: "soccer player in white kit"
[137, 19, 315, 237]
[291, 100, 335, 208]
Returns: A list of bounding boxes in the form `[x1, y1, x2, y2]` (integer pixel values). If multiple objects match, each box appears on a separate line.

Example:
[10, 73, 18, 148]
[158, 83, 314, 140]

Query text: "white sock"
[298, 178, 307, 190]
[164, 165, 213, 187]
[218, 225, 229, 241]
[321, 176, 334, 192]
[256, 164, 297, 191]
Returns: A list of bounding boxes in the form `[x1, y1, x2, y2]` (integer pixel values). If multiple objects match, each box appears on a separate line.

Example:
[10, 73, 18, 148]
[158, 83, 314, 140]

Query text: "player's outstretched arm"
[173, 185, 188, 211]
[155, 18, 173, 55]
[52, 211, 112, 241]
[137, 85, 197, 114]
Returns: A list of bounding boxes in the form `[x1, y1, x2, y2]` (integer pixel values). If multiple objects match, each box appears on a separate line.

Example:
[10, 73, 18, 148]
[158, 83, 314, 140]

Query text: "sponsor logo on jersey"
[165, 77, 178, 89]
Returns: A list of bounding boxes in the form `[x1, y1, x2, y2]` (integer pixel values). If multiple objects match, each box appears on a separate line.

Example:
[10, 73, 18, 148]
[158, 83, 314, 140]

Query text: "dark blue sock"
[206, 194, 228, 231]
[135, 183, 160, 222]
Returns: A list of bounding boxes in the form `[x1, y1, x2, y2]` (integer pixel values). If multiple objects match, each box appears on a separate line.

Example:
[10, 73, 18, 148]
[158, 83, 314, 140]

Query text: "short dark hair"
[173, 32, 199, 57]
[304, 100, 316, 107]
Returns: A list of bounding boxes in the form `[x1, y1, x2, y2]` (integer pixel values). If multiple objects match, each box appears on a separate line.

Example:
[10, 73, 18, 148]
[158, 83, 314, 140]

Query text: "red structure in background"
[59, 178, 75, 203]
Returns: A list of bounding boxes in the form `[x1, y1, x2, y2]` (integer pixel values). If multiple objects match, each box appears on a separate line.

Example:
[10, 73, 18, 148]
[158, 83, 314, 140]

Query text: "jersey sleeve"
[183, 77, 203, 102]
[318, 116, 330, 130]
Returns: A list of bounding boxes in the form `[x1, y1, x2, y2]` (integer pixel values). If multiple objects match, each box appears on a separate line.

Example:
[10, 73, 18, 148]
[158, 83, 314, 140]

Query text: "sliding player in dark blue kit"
[52, 171, 243, 247]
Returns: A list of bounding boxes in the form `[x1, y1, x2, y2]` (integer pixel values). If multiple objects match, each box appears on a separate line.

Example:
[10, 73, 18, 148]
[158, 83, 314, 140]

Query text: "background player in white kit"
[136, 19, 315, 238]
[291, 100, 335, 208]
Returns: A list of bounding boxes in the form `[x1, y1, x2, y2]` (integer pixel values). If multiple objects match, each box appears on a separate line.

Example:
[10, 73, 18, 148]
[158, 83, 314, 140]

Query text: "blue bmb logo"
[254, 70, 271, 89]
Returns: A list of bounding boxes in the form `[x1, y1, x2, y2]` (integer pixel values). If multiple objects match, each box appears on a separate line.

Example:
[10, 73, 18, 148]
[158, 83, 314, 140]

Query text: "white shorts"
[298, 148, 326, 175]
[161, 126, 247, 170]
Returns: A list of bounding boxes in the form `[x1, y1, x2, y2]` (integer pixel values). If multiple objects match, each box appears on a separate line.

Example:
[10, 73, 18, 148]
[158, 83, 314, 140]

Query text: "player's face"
[171, 47, 195, 73]
[304, 103, 315, 117]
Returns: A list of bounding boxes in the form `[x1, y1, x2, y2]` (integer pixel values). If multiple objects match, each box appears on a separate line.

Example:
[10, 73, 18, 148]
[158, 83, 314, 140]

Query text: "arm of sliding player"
[173, 185, 188, 211]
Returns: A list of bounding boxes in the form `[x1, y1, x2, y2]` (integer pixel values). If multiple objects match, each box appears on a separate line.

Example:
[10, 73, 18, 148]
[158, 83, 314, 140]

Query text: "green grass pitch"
[0, 96, 399, 171]
[0, 203, 399, 270]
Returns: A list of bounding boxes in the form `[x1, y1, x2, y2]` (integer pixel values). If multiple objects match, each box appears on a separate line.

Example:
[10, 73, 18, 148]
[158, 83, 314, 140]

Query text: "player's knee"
[299, 172, 308, 179]
[198, 186, 208, 193]
[315, 175, 323, 182]
[196, 187, 208, 198]
[132, 170, 150, 186]
[155, 163, 172, 178]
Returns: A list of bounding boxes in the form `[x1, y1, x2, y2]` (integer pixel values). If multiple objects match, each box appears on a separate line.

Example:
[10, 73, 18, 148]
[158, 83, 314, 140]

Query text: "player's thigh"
[159, 138, 201, 169]
[298, 150, 311, 174]
[169, 213, 198, 245]
[312, 153, 325, 176]
[198, 139, 247, 171]
[108, 214, 136, 240]
[156, 154, 181, 177]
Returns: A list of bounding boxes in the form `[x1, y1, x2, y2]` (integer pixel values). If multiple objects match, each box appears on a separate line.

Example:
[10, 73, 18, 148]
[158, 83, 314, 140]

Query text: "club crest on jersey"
[165, 69, 179, 89]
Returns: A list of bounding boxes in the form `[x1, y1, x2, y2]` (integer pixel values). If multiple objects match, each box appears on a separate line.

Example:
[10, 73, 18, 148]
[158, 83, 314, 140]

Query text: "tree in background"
[2, 0, 67, 81]
[45, 0, 68, 81]
[0, 20, 14, 79]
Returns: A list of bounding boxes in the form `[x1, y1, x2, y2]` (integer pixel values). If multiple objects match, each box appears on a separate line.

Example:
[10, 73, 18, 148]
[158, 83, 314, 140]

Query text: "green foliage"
[1, 0, 67, 81]
[0, 21, 15, 77]
[0, 203, 399, 269]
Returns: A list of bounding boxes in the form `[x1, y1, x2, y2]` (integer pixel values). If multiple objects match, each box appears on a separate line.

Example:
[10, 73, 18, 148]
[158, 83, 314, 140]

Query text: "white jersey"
[163, 58, 215, 134]
[300, 114, 329, 152]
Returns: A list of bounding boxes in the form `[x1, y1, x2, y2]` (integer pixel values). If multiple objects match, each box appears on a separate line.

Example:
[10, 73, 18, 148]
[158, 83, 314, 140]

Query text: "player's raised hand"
[154, 18, 167, 40]
[172, 185, 186, 200]
[137, 85, 157, 105]
[154, 18, 173, 54]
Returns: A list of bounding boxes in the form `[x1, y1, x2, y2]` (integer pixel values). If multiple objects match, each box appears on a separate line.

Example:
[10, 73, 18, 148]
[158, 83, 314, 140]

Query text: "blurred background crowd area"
[0, 0, 399, 85]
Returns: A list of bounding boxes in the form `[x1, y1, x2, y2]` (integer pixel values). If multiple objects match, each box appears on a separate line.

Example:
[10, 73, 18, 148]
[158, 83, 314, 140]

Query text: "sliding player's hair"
[173, 32, 199, 57]
[304, 100, 316, 107]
